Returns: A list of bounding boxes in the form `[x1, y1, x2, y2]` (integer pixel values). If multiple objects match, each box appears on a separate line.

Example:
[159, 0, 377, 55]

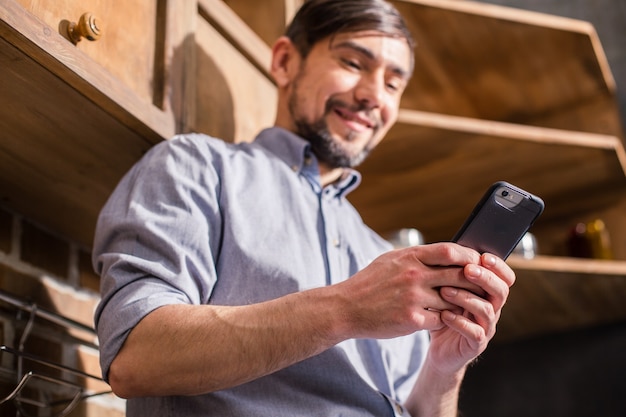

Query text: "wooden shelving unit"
[390, 0, 622, 136]
[345, 0, 626, 343]
[351, 109, 626, 244]
[378, 2, 626, 343]
[349, 111, 626, 342]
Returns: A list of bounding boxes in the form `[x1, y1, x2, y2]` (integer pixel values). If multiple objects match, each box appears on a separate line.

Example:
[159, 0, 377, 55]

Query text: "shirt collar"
[254, 127, 362, 198]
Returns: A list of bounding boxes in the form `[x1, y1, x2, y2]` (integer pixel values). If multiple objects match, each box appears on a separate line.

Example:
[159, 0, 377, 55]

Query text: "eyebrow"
[331, 39, 410, 80]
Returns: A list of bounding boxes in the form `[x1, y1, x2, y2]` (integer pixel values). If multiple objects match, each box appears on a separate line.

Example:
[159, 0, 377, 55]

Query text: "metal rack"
[0, 290, 111, 417]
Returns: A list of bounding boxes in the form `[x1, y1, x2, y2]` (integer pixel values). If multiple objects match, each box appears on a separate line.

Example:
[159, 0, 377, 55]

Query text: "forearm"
[108, 286, 348, 398]
[105, 244, 493, 399]
[404, 356, 466, 417]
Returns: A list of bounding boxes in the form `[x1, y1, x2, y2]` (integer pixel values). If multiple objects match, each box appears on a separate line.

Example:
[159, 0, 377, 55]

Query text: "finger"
[422, 293, 463, 314]
[481, 253, 516, 287]
[464, 264, 510, 312]
[440, 286, 496, 334]
[440, 310, 486, 348]
[426, 305, 464, 316]
[420, 261, 486, 296]
[402, 243, 486, 295]
[406, 242, 481, 268]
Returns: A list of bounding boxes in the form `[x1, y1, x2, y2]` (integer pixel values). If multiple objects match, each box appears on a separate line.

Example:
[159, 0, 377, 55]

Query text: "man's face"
[287, 31, 412, 169]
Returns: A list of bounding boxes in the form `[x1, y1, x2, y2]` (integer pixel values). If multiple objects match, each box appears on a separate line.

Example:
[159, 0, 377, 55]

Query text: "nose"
[354, 72, 385, 109]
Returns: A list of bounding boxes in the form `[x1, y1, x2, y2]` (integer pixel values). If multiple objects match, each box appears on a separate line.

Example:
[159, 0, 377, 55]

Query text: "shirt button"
[291, 165, 298, 172]
[332, 238, 340, 247]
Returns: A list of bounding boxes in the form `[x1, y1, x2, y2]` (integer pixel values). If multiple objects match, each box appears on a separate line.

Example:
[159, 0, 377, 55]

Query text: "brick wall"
[0, 205, 124, 416]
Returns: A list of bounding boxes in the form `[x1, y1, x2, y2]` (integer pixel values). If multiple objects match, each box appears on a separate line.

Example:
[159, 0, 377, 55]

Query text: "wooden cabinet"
[0, 0, 274, 247]
[15, 0, 163, 106]
[0, 0, 197, 246]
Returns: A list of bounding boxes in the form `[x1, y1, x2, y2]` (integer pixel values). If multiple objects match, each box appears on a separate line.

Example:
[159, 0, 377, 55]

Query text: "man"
[93, 0, 515, 416]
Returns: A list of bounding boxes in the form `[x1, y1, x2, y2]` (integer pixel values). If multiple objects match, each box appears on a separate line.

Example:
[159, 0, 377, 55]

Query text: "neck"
[318, 164, 345, 187]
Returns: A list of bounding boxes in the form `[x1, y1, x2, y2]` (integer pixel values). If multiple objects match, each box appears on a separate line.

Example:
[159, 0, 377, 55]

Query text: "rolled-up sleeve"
[93, 135, 222, 381]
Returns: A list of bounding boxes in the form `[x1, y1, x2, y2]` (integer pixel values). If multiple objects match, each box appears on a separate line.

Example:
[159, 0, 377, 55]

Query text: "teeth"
[336, 108, 371, 127]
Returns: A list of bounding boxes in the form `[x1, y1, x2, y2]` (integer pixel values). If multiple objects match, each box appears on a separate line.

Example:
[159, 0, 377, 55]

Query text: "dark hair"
[285, 0, 415, 71]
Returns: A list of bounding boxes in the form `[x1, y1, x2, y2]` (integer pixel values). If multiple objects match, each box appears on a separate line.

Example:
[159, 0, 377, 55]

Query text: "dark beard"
[294, 116, 370, 169]
[290, 97, 376, 169]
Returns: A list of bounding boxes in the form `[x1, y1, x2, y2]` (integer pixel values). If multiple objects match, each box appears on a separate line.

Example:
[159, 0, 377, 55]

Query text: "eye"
[386, 78, 405, 93]
[341, 58, 362, 70]
[386, 82, 399, 92]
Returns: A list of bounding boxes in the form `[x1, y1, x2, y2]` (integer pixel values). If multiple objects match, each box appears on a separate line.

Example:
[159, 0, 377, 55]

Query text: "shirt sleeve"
[92, 134, 223, 381]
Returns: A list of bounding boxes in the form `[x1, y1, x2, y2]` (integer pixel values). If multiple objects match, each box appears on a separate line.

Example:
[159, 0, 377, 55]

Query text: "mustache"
[325, 98, 382, 131]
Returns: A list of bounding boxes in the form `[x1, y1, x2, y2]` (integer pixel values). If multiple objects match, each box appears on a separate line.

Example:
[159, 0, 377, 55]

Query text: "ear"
[270, 36, 301, 88]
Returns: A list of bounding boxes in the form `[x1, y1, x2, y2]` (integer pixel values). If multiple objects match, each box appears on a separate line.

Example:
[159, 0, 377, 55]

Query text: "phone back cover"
[453, 186, 544, 259]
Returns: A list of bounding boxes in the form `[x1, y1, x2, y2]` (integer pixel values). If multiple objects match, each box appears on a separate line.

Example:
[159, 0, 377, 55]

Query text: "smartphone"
[451, 181, 545, 260]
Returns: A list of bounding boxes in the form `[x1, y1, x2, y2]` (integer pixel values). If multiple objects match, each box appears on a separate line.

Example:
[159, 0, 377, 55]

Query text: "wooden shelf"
[200, 0, 274, 81]
[349, 109, 626, 244]
[497, 255, 626, 342]
[219, 0, 303, 48]
[195, 0, 277, 143]
[391, 0, 623, 138]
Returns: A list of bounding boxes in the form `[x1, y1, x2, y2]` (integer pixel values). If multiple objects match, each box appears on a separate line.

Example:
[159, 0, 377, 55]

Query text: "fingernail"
[442, 287, 458, 297]
[442, 310, 457, 321]
[483, 254, 496, 267]
[467, 264, 482, 278]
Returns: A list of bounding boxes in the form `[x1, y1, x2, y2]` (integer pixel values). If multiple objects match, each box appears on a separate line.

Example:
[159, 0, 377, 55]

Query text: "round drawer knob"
[67, 12, 102, 44]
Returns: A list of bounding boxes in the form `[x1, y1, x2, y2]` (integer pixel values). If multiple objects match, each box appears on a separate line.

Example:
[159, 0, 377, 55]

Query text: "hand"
[427, 251, 516, 374]
[334, 243, 485, 340]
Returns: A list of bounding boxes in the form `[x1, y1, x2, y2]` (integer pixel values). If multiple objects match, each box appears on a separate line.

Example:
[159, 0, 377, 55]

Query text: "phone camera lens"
[501, 190, 509, 197]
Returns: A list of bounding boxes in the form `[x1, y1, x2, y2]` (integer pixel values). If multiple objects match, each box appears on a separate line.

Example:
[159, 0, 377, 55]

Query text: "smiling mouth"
[333, 107, 376, 130]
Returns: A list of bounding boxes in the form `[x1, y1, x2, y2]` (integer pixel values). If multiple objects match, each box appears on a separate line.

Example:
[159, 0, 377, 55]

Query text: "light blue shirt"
[93, 127, 428, 416]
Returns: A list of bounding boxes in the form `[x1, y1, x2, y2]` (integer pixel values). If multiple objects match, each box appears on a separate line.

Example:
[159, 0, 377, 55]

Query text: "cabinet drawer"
[16, 0, 160, 105]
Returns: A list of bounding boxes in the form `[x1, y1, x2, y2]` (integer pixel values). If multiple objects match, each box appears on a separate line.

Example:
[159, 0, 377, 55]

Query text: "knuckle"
[481, 302, 495, 320]
[439, 243, 458, 258]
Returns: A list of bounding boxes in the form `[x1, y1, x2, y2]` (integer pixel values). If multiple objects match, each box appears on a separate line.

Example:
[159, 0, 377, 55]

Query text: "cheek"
[380, 99, 399, 127]
[294, 77, 332, 117]
[290, 83, 317, 121]
[320, 70, 361, 102]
